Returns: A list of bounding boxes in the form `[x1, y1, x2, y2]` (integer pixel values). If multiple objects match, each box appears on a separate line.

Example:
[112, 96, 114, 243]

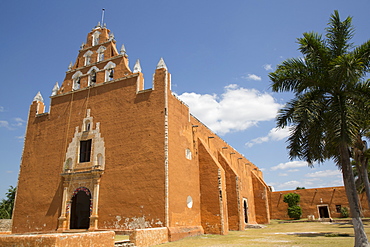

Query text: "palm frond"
[326, 10, 354, 57]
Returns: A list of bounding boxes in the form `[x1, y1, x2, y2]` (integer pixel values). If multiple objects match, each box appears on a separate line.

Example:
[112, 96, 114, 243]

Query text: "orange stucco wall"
[269, 186, 370, 220]
[13, 74, 167, 233]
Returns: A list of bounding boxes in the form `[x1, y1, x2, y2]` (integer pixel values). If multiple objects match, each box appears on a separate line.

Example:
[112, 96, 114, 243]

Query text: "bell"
[92, 73, 96, 82]
[109, 69, 114, 78]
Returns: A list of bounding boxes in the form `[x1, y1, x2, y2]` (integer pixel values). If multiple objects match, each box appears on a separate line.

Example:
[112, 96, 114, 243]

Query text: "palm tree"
[352, 132, 370, 209]
[269, 11, 370, 247]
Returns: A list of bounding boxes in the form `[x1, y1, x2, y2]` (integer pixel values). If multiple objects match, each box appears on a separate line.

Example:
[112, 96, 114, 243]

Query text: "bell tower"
[56, 23, 134, 95]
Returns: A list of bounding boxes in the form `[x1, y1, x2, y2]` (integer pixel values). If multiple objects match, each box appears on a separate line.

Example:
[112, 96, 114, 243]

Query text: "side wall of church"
[12, 75, 167, 233]
[187, 114, 270, 228]
[167, 92, 202, 228]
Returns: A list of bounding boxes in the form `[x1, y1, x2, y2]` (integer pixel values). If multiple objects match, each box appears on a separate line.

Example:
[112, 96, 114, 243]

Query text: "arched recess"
[92, 31, 101, 46]
[104, 61, 116, 82]
[243, 198, 249, 224]
[87, 66, 99, 86]
[83, 50, 93, 66]
[70, 187, 92, 229]
[97, 46, 106, 62]
[72, 71, 83, 90]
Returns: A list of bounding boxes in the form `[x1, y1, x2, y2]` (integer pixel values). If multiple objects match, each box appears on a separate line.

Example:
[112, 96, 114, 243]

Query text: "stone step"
[114, 240, 136, 247]
[114, 243, 135, 247]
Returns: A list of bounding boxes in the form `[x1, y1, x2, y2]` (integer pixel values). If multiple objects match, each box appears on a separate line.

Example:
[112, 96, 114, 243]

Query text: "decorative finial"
[68, 62, 73, 70]
[133, 59, 142, 73]
[94, 21, 101, 29]
[51, 82, 59, 96]
[120, 44, 127, 55]
[33, 91, 44, 102]
[80, 42, 85, 49]
[156, 57, 167, 70]
[109, 32, 115, 41]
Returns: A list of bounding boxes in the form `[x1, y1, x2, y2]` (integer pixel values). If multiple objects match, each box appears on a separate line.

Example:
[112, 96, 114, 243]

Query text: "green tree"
[283, 193, 302, 219]
[283, 193, 300, 207]
[0, 186, 16, 219]
[269, 10, 370, 246]
[287, 205, 302, 220]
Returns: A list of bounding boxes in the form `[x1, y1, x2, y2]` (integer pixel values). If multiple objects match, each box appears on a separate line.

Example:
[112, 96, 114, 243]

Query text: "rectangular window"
[336, 205, 341, 213]
[80, 139, 92, 163]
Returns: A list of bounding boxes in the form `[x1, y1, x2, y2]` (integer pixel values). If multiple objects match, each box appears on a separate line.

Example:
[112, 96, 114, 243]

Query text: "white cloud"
[0, 106, 4, 112]
[0, 120, 10, 129]
[12, 118, 26, 127]
[287, 169, 299, 172]
[243, 74, 261, 81]
[278, 173, 288, 177]
[177, 84, 282, 135]
[270, 160, 308, 171]
[246, 127, 290, 147]
[275, 180, 301, 189]
[305, 170, 341, 178]
[263, 64, 273, 71]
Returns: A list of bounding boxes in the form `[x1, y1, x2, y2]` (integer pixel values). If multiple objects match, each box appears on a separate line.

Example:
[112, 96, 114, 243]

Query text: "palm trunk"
[361, 158, 370, 209]
[340, 144, 369, 247]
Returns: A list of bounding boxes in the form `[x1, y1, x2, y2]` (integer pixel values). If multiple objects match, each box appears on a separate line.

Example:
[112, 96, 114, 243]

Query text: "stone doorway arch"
[70, 187, 91, 229]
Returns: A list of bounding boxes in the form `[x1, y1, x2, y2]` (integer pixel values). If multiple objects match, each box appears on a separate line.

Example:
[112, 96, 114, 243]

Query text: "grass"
[153, 220, 370, 247]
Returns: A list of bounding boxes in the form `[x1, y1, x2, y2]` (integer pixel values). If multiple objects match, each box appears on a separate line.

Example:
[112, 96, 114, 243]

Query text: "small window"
[187, 196, 193, 208]
[80, 139, 92, 163]
[89, 71, 96, 86]
[108, 69, 114, 81]
[85, 55, 91, 65]
[98, 53, 104, 62]
[85, 120, 91, 131]
[73, 77, 81, 90]
[97, 46, 106, 62]
[336, 205, 342, 213]
[186, 149, 192, 160]
[92, 31, 100, 46]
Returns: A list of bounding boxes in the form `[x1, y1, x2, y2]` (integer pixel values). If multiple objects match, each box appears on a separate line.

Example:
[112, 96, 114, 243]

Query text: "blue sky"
[1, 0, 369, 199]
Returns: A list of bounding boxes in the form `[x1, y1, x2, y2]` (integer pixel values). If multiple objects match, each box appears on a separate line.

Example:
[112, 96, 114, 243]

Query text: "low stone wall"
[130, 227, 168, 247]
[167, 226, 204, 242]
[0, 231, 115, 247]
[0, 219, 12, 232]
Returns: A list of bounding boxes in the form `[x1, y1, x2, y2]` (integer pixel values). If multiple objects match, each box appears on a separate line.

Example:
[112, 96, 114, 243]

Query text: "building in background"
[269, 186, 370, 220]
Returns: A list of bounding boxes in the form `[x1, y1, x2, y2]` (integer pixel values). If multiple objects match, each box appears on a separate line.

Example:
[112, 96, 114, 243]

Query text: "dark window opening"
[243, 200, 249, 223]
[80, 139, 92, 163]
[336, 205, 341, 213]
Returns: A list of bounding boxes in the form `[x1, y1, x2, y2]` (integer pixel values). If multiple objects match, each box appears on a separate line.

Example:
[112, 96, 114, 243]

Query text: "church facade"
[12, 23, 270, 240]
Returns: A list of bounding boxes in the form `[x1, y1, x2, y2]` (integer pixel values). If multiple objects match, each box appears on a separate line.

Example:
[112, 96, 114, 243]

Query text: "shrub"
[283, 193, 300, 207]
[340, 207, 349, 218]
[287, 205, 302, 219]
